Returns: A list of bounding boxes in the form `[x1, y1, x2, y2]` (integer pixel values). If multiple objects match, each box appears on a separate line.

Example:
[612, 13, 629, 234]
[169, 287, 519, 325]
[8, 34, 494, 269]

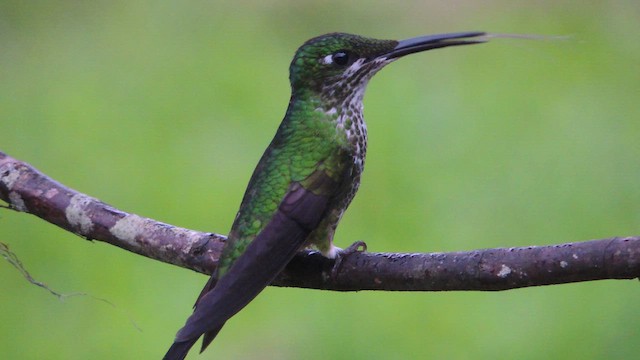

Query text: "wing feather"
[163, 172, 337, 359]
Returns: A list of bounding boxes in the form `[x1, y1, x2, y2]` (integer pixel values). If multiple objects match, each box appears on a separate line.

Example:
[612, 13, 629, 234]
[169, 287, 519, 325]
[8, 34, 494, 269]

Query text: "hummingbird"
[163, 31, 486, 359]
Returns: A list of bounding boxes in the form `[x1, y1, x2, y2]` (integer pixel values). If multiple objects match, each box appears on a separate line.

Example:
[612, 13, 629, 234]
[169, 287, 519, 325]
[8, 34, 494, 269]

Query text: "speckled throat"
[320, 57, 395, 168]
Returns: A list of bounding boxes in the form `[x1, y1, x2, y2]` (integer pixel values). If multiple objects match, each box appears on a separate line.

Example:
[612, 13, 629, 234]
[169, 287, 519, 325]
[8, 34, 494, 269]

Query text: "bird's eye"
[332, 51, 350, 66]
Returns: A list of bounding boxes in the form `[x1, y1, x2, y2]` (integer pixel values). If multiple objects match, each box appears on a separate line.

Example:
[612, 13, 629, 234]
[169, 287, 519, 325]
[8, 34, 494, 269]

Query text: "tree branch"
[1, 150, 638, 291]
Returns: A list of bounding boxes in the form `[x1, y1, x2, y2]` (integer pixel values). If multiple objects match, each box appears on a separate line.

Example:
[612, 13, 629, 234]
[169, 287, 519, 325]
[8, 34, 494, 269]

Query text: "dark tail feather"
[163, 338, 199, 360]
[163, 182, 332, 358]
[200, 325, 224, 353]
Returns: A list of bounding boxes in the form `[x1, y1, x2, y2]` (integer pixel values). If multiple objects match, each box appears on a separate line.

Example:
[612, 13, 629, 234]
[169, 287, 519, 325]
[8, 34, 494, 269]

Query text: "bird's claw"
[330, 241, 367, 280]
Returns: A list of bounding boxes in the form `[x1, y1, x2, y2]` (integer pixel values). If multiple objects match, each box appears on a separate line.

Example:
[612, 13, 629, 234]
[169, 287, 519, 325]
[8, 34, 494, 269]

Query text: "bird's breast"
[337, 107, 367, 171]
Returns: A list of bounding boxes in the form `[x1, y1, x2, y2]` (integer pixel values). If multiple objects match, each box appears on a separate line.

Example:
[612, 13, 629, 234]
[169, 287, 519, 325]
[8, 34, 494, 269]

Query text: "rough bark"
[1, 150, 638, 291]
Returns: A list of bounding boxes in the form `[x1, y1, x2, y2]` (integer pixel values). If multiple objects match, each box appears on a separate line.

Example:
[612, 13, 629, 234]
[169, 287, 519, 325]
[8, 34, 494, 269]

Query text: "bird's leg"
[330, 240, 367, 280]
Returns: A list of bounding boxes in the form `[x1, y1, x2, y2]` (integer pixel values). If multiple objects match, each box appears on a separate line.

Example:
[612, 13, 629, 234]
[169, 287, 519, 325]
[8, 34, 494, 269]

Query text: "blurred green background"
[1, 1, 639, 359]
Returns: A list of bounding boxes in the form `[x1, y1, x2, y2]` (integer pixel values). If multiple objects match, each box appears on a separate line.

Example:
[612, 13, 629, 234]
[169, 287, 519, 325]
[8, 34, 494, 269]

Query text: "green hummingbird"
[163, 31, 486, 359]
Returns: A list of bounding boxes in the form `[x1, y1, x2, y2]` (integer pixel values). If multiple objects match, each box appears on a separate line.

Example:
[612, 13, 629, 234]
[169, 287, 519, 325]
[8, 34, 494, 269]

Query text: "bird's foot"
[330, 241, 367, 280]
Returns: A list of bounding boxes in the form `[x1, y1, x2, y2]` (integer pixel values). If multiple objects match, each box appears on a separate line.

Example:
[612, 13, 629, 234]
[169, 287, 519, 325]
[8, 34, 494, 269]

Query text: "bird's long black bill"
[387, 31, 487, 58]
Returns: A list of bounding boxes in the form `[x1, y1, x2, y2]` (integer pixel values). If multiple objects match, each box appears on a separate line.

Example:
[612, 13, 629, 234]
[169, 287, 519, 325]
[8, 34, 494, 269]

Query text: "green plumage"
[164, 31, 487, 360]
[218, 95, 347, 275]
[219, 34, 402, 273]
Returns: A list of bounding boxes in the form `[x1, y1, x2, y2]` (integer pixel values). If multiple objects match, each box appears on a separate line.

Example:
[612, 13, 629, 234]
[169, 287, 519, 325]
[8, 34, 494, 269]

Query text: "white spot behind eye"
[321, 55, 333, 65]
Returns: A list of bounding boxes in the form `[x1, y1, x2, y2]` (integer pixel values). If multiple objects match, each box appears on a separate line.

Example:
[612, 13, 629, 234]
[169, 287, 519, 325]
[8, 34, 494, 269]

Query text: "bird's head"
[288, 32, 487, 102]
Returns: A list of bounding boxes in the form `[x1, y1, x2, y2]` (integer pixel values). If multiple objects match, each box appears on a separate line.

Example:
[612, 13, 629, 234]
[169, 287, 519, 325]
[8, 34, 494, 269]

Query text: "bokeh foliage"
[1, 1, 639, 359]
